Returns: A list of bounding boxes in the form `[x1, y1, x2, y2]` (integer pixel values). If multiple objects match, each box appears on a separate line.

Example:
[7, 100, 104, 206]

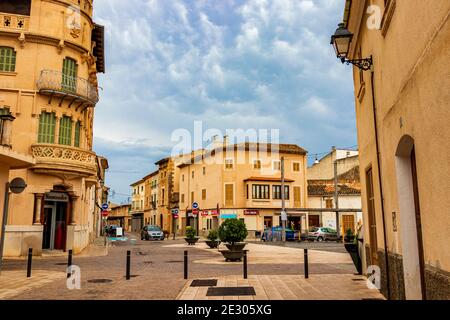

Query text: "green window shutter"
[0, 47, 16, 72]
[38, 112, 56, 143]
[62, 58, 77, 93]
[74, 121, 81, 147]
[59, 116, 72, 146]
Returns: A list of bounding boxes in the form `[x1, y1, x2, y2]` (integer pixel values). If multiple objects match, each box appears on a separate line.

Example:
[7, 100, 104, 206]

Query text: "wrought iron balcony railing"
[36, 70, 99, 106]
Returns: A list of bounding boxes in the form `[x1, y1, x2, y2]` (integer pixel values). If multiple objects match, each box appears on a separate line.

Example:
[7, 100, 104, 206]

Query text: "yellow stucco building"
[333, 0, 450, 299]
[0, 0, 106, 256]
[178, 141, 308, 238]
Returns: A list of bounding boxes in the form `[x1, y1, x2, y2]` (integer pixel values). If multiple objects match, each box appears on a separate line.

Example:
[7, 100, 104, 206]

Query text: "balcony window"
[0, 47, 16, 72]
[273, 185, 290, 200]
[74, 121, 81, 147]
[0, 107, 10, 115]
[225, 159, 234, 169]
[252, 184, 269, 200]
[38, 112, 56, 143]
[58, 116, 72, 146]
[62, 58, 77, 93]
[253, 160, 261, 169]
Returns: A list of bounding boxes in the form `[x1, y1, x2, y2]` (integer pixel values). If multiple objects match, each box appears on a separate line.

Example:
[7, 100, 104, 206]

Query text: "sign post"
[192, 202, 199, 235]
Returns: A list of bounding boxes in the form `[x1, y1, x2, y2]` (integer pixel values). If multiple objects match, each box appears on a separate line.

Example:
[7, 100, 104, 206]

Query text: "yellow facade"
[178, 142, 308, 238]
[130, 179, 145, 232]
[143, 170, 158, 227]
[341, 0, 450, 299]
[0, 0, 106, 256]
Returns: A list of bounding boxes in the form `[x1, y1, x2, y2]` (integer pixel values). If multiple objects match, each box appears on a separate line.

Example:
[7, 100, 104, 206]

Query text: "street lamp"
[331, 23, 373, 71]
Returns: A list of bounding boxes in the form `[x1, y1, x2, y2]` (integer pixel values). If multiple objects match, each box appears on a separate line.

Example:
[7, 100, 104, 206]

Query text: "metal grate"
[206, 287, 256, 296]
[190, 279, 218, 287]
[87, 279, 113, 284]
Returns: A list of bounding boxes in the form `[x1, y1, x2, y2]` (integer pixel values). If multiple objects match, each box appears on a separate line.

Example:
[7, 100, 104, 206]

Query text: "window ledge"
[0, 71, 17, 76]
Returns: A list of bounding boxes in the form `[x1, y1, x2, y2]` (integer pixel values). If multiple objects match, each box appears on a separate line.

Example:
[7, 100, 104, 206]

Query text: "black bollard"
[304, 248, 309, 279]
[126, 250, 131, 280]
[184, 250, 188, 279]
[67, 249, 73, 278]
[243, 250, 248, 279]
[26, 248, 33, 278]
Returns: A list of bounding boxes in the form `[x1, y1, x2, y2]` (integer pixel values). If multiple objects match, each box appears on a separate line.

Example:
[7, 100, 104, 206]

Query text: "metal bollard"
[184, 250, 188, 279]
[243, 250, 248, 279]
[304, 248, 309, 279]
[27, 248, 33, 278]
[67, 249, 73, 278]
[126, 250, 131, 280]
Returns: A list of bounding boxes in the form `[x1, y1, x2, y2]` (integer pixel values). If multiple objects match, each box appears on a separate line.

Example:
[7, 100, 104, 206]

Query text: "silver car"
[307, 227, 338, 242]
[141, 225, 165, 241]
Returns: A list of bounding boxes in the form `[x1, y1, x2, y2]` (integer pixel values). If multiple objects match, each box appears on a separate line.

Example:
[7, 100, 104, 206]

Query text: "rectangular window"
[0, 47, 16, 72]
[38, 112, 56, 143]
[58, 116, 72, 146]
[273, 160, 281, 171]
[191, 191, 195, 203]
[62, 58, 77, 93]
[202, 189, 206, 200]
[252, 184, 270, 200]
[273, 185, 290, 200]
[225, 184, 234, 206]
[253, 160, 261, 169]
[203, 167, 206, 175]
[326, 199, 333, 209]
[293, 186, 301, 207]
[182, 174, 184, 182]
[225, 159, 234, 169]
[181, 194, 185, 203]
[74, 121, 81, 147]
[293, 162, 300, 172]
[191, 171, 194, 179]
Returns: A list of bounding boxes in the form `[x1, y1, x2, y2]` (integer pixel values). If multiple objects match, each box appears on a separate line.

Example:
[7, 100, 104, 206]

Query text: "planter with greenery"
[344, 229, 355, 243]
[184, 226, 199, 245]
[205, 229, 219, 248]
[218, 219, 248, 261]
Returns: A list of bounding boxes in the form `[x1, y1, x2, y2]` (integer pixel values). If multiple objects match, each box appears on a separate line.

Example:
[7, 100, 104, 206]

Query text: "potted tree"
[218, 219, 248, 261]
[184, 226, 199, 245]
[205, 229, 219, 248]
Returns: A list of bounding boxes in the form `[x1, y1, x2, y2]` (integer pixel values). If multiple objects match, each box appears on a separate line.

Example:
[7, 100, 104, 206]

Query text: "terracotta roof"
[244, 177, 295, 183]
[130, 178, 145, 187]
[178, 143, 307, 168]
[142, 170, 159, 180]
[308, 184, 361, 196]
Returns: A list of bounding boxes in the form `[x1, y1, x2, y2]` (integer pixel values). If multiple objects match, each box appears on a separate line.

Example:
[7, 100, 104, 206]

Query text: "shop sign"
[201, 210, 209, 217]
[220, 213, 237, 219]
[45, 192, 69, 202]
[210, 210, 219, 216]
[192, 208, 199, 215]
[244, 209, 259, 215]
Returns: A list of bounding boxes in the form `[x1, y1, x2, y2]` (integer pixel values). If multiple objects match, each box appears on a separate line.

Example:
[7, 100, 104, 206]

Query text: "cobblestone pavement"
[1, 234, 363, 300]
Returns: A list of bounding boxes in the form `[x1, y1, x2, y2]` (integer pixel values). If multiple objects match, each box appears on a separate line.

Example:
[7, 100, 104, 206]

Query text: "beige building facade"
[107, 203, 131, 232]
[130, 179, 145, 233]
[143, 170, 158, 227]
[336, 0, 450, 299]
[0, 0, 106, 256]
[178, 142, 308, 238]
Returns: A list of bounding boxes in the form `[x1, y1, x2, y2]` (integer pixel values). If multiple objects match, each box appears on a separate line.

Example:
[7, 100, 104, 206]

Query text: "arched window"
[0, 47, 16, 72]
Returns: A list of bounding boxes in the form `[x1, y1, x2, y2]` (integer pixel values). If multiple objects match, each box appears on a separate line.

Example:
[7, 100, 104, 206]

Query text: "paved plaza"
[0, 235, 383, 300]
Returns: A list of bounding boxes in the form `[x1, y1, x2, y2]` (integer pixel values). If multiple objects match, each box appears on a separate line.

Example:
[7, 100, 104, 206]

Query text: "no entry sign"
[101, 210, 109, 217]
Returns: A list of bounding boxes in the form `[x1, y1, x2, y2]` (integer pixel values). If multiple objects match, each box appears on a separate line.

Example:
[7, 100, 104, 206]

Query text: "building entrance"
[42, 202, 67, 250]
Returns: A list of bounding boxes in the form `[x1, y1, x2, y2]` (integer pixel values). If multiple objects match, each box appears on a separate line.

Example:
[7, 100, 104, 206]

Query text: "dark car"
[141, 225, 165, 241]
[262, 226, 298, 241]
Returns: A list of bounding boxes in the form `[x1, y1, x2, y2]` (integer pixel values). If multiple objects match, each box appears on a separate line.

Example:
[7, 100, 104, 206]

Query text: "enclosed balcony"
[36, 70, 99, 108]
[31, 143, 98, 177]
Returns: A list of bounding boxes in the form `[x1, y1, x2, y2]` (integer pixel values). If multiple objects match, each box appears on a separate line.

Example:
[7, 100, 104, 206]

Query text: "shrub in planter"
[184, 226, 198, 245]
[205, 229, 219, 248]
[218, 219, 248, 261]
[344, 229, 355, 243]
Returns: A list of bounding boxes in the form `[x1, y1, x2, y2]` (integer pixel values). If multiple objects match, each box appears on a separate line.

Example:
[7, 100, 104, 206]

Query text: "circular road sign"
[101, 203, 109, 210]
[192, 202, 199, 209]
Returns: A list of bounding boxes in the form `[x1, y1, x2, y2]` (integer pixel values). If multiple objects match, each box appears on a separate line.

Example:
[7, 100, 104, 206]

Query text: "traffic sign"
[101, 203, 109, 210]
[192, 208, 199, 215]
[192, 202, 199, 209]
[171, 209, 179, 214]
[101, 210, 109, 217]
[173, 214, 179, 219]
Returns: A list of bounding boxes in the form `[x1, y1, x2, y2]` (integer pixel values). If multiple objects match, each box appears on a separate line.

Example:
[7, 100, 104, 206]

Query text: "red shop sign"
[244, 210, 259, 215]
[192, 209, 199, 215]
[201, 210, 209, 217]
[210, 210, 219, 216]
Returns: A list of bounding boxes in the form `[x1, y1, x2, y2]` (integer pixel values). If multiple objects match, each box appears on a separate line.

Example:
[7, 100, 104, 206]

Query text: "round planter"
[225, 243, 246, 251]
[220, 249, 244, 262]
[184, 237, 199, 245]
[205, 240, 219, 249]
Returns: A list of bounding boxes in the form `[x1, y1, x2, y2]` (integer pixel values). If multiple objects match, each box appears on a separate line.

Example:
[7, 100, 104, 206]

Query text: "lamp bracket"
[340, 55, 373, 71]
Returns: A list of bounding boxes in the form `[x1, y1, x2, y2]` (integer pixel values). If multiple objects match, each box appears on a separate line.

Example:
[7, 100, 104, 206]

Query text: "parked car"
[141, 225, 165, 241]
[307, 227, 338, 242]
[262, 226, 299, 241]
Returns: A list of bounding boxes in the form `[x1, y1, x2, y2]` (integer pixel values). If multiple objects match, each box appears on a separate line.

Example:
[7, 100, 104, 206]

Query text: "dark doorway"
[308, 215, 320, 229]
[288, 216, 301, 231]
[42, 202, 67, 250]
[366, 167, 378, 266]
[264, 217, 272, 229]
[0, 0, 32, 15]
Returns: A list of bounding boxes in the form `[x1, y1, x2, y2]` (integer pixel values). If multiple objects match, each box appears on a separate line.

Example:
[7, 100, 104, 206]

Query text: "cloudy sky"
[92, 0, 356, 204]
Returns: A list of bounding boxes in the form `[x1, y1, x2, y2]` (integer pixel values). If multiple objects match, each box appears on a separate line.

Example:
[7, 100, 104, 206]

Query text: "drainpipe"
[370, 69, 391, 299]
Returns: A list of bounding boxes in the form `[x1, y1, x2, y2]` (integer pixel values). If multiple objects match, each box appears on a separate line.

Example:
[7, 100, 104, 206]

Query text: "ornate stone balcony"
[36, 70, 99, 107]
[0, 13, 30, 31]
[31, 143, 97, 176]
